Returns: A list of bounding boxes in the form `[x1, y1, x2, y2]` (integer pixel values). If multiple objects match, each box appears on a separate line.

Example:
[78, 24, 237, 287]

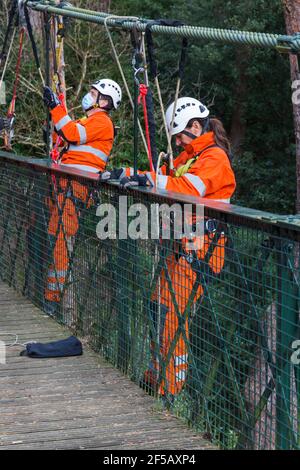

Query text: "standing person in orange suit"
[104, 97, 236, 398]
[42, 78, 122, 316]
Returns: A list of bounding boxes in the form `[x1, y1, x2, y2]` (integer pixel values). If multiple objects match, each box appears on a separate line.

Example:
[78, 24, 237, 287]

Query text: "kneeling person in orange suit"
[42, 78, 122, 316]
[104, 97, 236, 397]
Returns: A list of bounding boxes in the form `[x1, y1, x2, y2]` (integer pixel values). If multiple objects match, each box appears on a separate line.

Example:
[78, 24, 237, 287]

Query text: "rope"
[145, 26, 172, 171]
[4, 26, 26, 150]
[0, 28, 16, 93]
[140, 31, 158, 170]
[139, 84, 154, 171]
[26, 2, 300, 54]
[155, 151, 166, 188]
[103, 15, 148, 155]
[0, 333, 36, 348]
[167, 38, 188, 171]
[24, 2, 45, 85]
[50, 15, 67, 163]
[0, 0, 18, 69]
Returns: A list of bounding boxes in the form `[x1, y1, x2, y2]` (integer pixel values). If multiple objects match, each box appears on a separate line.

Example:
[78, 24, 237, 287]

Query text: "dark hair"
[187, 118, 231, 156]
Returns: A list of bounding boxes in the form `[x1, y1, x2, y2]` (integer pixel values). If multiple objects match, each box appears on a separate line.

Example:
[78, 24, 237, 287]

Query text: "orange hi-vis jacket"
[145, 132, 236, 202]
[50, 104, 114, 172]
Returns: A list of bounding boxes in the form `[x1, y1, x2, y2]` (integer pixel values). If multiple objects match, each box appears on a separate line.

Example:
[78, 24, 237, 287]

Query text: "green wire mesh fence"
[0, 152, 299, 450]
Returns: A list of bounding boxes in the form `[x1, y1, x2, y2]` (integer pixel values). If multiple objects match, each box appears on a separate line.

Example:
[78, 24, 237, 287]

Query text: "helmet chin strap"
[181, 129, 197, 140]
[86, 93, 104, 113]
[181, 118, 210, 140]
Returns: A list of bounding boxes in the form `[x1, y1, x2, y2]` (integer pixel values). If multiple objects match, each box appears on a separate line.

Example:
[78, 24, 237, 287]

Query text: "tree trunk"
[282, 0, 300, 213]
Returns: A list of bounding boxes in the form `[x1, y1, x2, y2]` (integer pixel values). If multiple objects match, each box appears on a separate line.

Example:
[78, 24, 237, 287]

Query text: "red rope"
[50, 92, 67, 163]
[138, 84, 154, 172]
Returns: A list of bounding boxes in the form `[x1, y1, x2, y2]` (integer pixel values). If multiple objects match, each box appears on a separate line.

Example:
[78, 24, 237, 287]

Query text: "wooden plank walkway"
[0, 282, 216, 450]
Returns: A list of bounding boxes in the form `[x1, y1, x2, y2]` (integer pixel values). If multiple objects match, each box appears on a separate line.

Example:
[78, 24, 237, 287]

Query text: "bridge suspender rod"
[103, 16, 149, 156]
[27, 1, 300, 54]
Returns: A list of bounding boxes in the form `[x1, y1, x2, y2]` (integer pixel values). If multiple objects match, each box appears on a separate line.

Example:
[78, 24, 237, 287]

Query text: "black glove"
[43, 86, 60, 110]
[120, 175, 149, 188]
[99, 168, 125, 181]
[0, 117, 11, 131]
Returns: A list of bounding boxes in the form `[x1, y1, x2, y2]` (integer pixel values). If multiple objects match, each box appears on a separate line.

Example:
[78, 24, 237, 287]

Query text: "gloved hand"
[0, 116, 11, 131]
[99, 168, 125, 181]
[120, 174, 149, 188]
[43, 86, 60, 110]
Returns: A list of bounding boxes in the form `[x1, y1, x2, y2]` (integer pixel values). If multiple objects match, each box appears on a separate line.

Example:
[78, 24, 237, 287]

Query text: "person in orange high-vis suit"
[42, 78, 122, 315]
[104, 97, 236, 398]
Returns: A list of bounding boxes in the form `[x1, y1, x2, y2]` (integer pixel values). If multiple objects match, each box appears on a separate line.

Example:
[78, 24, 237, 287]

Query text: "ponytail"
[209, 118, 231, 157]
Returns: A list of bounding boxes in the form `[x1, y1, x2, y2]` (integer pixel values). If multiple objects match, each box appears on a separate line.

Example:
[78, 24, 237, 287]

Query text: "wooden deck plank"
[0, 281, 216, 450]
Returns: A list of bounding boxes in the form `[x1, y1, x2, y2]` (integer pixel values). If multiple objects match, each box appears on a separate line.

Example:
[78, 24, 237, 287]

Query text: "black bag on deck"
[20, 336, 83, 358]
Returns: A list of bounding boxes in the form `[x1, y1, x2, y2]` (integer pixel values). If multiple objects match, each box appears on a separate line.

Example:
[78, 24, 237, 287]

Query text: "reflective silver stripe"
[212, 198, 231, 203]
[76, 124, 87, 144]
[60, 163, 100, 173]
[55, 115, 72, 131]
[175, 354, 188, 366]
[157, 175, 168, 190]
[47, 282, 64, 291]
[175, 370, 187, 382]
[48, 270, 67, 278]
[69, 145, 108, 163]
[184, 173, 206, 196]
[146, 172, 155, 187]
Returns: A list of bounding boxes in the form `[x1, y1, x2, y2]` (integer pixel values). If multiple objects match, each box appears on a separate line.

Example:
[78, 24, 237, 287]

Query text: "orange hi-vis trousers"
[147, 232, 226, 396]
[44, 178, 90, 306]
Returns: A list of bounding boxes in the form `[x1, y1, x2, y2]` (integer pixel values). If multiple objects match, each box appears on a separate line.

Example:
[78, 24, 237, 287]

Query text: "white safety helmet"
[91, 78, 122, 110]
[166, 97, 209, 136]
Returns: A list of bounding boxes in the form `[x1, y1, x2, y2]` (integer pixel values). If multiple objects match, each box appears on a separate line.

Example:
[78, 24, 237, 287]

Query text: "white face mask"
[81, 92, 96, 112]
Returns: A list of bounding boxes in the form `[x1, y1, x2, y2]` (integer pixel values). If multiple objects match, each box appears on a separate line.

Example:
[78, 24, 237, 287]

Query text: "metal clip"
[133, 66, 144, 86]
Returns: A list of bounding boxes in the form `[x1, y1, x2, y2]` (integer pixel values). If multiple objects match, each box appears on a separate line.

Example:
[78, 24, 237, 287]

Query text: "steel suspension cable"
[26, 1, 300, 54]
